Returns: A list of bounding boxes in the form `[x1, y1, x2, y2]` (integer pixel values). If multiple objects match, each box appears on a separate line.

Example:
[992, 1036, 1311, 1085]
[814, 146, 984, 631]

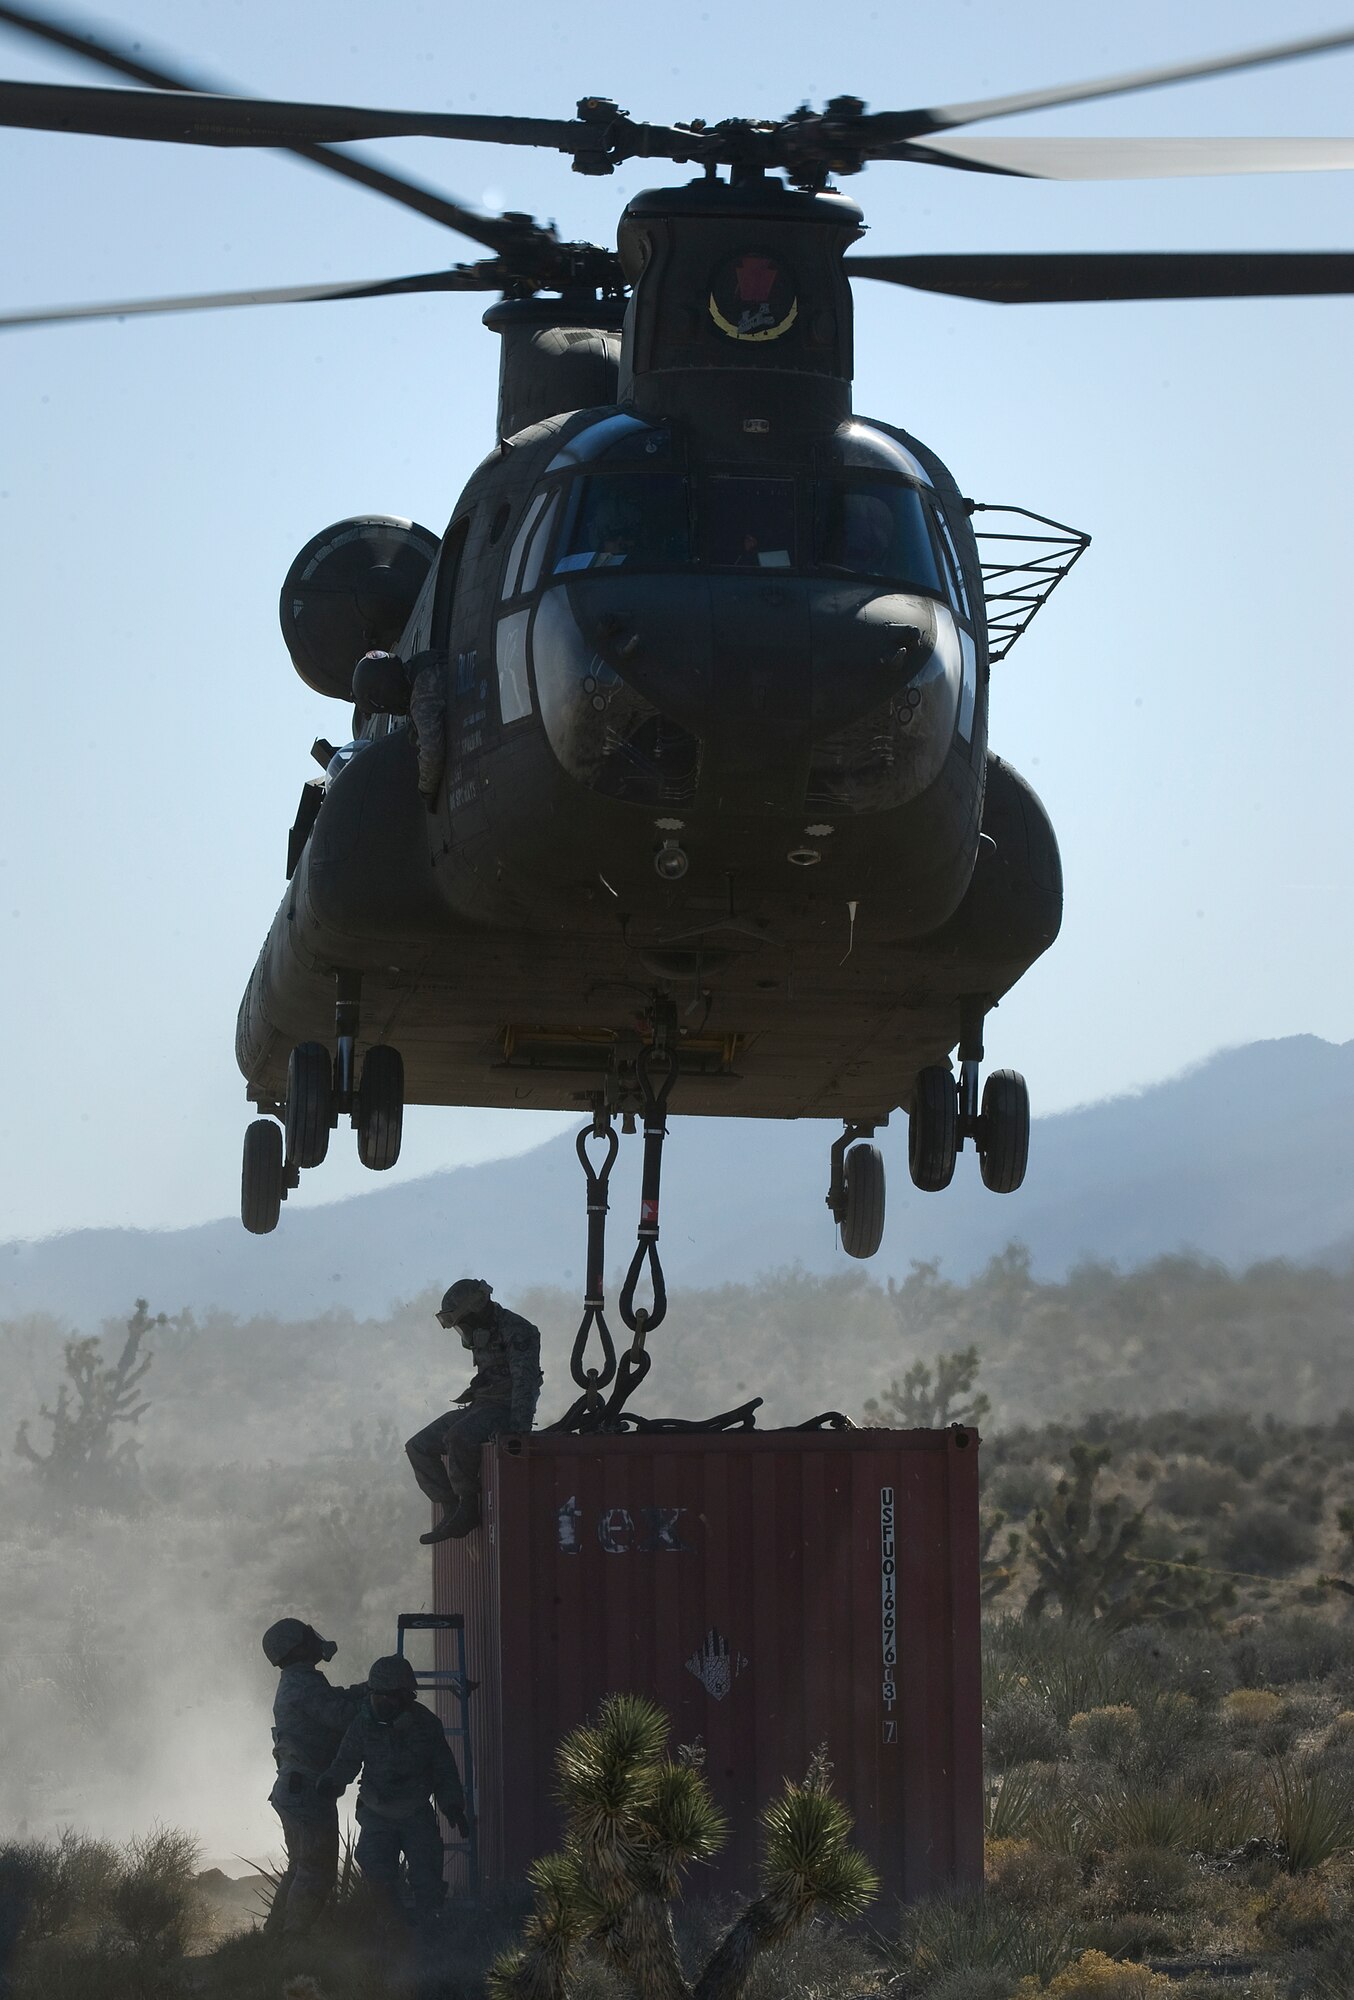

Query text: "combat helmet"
[437, 1278, 492, 1327]
[367, 1654, 419, 1693]
[262, 1618, 336, 1666]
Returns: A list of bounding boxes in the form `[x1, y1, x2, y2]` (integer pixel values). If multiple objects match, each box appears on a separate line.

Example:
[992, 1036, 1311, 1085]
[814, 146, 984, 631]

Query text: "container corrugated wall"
[433, 1426, 980, 1898]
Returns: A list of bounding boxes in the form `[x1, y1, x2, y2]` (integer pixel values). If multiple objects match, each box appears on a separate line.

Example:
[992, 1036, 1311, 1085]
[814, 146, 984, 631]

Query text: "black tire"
[242, 1119, 284, 1235]
[980, 1069, 1030, 1193]
[285, 1041, 333, 1169]
[357, 1044, 404, 1171]
[840, 1142, 886, 1259]
[908, 1065, 958, 1191]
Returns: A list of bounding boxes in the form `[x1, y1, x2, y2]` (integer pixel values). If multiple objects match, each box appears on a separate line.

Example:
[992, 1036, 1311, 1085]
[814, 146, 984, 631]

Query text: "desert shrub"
[1074, 1914, 1179, 1963]
[1108, 1622, 1235, 1707]
[1127, 1693, 1216, 1783]
[897, 1889, 1074, 1992]
[1155, 1460, 1243, 1519]
[109, 1827, 204, 1960]
[985, 1617, 1149, 1727]
[985, 1839, 1080, 1915]
[1069, 1705, 1139, 1768]
[1224, 1688, 1283, 1731]
[1093, 1844, 1194, 1915]
[924, 1973, 1015, 2000]
[1260, 1464, 1326, 1523]
[0, 1830, 120, 1949]
[1325, 1711, 1354, 1750]
[1215, 1503, 1317, 1577]
[1266, 1761, 1354, 1873]
[1012, 1948, 1172, 1997]
[985, 1693, 1067, 1770]
[1252, 1870, 1334, 1946]
[1230, 1611, 1350, 1687]
[730, 1921, 889, 1999]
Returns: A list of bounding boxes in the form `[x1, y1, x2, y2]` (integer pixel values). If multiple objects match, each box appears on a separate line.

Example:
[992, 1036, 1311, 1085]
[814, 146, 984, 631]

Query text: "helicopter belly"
[236, 751, 1052, 1125]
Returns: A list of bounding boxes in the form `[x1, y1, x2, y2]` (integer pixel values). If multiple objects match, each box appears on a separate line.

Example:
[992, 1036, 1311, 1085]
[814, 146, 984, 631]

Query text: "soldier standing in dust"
[317, 1654, 467, 1927]
[260, 1618, 364, 1938]
[405, 1278, 542, 1543]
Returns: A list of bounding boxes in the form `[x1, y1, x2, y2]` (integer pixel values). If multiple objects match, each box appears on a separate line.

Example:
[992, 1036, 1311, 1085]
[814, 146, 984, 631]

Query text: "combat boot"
[419, 1495, 481, 1544]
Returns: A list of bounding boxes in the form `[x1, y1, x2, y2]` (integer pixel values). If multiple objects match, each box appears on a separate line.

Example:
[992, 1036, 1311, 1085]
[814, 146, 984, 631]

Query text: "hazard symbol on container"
[685, 1628, 748, 1701]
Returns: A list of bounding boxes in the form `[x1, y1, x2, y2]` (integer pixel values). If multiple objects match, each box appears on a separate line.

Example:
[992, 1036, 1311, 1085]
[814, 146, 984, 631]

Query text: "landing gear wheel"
[241, 1120, 284, 1235]
[979, 1069, 1030, 1193]
[840, 1142, 886, 1260]
[909, 1065, 958, 1191]
[356, 1045, 404, 1171]
[285, 1041, 333, 1169]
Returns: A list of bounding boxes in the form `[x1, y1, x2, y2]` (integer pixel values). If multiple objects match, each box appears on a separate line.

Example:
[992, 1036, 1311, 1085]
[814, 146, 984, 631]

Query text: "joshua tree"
[15, 1299, 163, 1507]
[1026, 1443, 1232, 1629]
[489, 1695, 878, 2000]
[864, 1343, 991, 1432]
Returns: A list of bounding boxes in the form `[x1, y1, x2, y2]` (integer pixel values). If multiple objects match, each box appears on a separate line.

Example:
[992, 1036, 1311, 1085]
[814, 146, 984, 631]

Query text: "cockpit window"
[929, 502, 971, 621]
[555, 474, 690, 571]
[700, 477, 795, 568]
[816, 479, 941, 592]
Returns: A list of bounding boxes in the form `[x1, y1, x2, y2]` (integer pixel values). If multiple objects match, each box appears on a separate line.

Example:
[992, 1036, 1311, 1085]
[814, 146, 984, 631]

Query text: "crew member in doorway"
[351, 647, 446, 805]
[405, 1279, 542, 1543]
[316, 1654, 467, 1927]
[260, 1617, 365, 1939]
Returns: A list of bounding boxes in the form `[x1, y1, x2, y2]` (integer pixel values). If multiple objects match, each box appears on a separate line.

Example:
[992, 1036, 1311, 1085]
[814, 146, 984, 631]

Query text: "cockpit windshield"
[555, 474, 690, 571]
[543, 467, 943, 592]
[816, 480, 941, 591]
[700, 477, 795, 568]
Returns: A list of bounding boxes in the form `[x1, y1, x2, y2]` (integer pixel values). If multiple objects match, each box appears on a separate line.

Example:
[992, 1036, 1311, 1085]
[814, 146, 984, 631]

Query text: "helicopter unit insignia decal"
[708, 250, 799, 342]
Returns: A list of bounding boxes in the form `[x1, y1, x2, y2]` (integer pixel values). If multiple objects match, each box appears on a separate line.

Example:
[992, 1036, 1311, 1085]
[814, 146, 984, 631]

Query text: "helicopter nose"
[535, 576, 951, 813]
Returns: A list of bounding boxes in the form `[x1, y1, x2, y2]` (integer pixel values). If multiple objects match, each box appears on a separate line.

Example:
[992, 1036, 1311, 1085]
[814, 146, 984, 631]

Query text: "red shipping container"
[432, 1425, 981, 1900]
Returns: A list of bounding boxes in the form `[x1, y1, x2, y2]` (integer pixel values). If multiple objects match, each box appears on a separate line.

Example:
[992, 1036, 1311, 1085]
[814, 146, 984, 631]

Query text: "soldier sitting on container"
[405, 1278, 543, 1544]
[315, 1654, 468, 1927]
[261, 1617, 366, 1940]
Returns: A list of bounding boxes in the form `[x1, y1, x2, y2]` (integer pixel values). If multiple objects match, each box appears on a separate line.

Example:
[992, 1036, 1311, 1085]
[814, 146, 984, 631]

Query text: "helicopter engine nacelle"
[279, 515, 440, 699]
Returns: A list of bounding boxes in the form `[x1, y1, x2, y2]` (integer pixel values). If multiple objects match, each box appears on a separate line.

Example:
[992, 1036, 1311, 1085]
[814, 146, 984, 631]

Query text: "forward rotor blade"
[0, 77, 585, 149]
[0, 1, 528, 253]
[845, 250, 1354, 303]
[0, 265, 504, 329]
[867, 25, 1354, 142]
[891, 134, 1354, 179]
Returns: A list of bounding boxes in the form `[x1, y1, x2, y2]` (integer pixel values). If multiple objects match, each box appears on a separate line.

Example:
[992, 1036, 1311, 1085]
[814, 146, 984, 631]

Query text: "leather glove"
[441, 1803, 470, 1837]
[314, 1774, 341, 1801]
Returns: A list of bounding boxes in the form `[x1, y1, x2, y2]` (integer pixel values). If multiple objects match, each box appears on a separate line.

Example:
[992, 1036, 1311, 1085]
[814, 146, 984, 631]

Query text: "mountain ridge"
[3, 1034, 1350, 1326]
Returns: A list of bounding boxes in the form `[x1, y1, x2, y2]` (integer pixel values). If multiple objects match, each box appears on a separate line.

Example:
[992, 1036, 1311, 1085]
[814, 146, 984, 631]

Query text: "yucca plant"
[489, 1697, 877, 2000]
[1266, 1759, 1354, 1873]
[985, 1766, 1047, 1842]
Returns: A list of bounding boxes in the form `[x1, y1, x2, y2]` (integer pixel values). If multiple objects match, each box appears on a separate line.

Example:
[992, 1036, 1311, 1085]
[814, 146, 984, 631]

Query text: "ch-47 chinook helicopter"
[5, 13, 1354, 1265]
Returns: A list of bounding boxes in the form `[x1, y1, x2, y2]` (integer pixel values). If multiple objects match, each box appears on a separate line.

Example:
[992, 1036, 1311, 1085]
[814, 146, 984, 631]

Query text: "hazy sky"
[1, 0, 1351, 1241]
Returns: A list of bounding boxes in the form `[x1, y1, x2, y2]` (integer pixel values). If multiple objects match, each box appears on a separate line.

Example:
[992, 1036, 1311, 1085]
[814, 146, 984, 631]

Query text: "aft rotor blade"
[0, 1, 529, 253]
[845, 250, 1354, 303]
[0, 77, 586, 149]
[867, 25, 1354, 143]
[0, 265, 505, 329]
[890, 134, 1354, 179]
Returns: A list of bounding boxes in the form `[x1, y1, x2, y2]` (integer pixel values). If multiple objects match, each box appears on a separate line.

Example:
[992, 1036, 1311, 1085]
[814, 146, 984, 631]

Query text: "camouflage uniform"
[322, 1697, 465, 1919]
[266, 1664, 362, 1935]
[405, 1305, 543, 1507]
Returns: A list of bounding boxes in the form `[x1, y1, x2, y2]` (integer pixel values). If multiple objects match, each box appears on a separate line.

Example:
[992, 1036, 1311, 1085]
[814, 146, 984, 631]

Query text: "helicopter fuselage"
[238, 177, 1062, 1128]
